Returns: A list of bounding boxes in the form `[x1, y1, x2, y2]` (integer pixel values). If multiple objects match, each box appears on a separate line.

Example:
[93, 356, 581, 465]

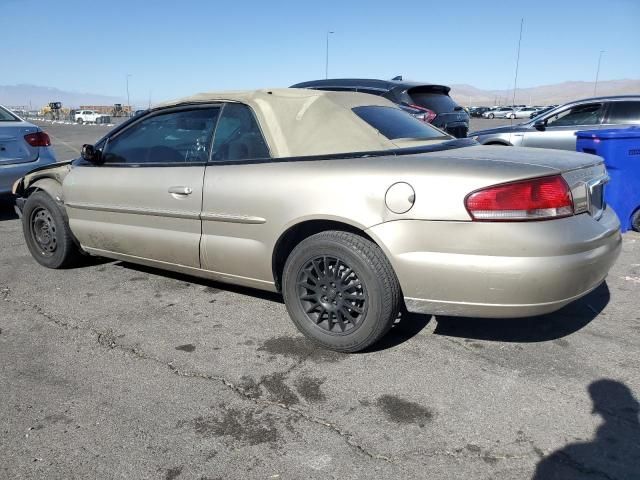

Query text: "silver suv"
[470, 96, 640, 150]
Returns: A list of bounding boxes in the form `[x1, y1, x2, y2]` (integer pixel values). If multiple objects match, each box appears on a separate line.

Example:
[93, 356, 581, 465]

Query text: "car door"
[199, 102, 273, 288]
[63, 105, 221, 267]
[521, 102, 605, 150]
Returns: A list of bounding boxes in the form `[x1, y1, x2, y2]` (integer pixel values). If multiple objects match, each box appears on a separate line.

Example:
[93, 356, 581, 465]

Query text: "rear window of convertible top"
[352, 106, 447, 141]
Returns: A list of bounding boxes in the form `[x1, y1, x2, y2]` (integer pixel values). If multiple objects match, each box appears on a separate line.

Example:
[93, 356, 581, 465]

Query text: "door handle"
[168, 186, 193, 196]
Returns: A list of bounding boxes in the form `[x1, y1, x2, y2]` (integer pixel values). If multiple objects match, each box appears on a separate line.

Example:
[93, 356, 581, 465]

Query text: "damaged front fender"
[12, 160, 74, 216]
[12, 160, 74, 198]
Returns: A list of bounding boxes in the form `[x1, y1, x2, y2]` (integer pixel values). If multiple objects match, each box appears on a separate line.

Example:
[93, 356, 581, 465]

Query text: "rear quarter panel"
[199, 150, 555, 284]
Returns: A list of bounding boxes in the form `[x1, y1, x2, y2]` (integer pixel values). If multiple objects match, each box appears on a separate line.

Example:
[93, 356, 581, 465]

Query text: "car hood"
[469, 124, 530, 136]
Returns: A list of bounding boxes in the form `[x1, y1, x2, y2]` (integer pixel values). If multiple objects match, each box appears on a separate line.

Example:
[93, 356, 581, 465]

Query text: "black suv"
[291, 78, 470, 138]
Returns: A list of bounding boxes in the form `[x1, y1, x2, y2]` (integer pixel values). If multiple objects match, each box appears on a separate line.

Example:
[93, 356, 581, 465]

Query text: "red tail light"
[24, 131, 51, 147]
[465, 175, 574, 221]
[409, 104, 437, 123]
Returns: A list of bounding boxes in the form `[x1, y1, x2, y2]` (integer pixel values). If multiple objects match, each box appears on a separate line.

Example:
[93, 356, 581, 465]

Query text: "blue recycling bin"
[576, 127, 640, 233]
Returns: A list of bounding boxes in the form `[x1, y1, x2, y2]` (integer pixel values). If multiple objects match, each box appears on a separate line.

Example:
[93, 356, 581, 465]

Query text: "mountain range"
[1, 79, 639, 110]
[449, 79, 640, 106]
[0, 84, 126, 110]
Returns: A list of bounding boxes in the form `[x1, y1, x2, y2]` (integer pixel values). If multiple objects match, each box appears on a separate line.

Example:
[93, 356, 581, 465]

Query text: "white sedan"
[508, 107, 540, 119]
[482, 107, 515, 119]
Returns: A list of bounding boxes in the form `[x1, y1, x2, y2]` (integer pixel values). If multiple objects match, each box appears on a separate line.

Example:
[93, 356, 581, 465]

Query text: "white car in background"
[482, 107, 515, 119]
[74, 110, 107, 124]
[507, 107, 540, 119]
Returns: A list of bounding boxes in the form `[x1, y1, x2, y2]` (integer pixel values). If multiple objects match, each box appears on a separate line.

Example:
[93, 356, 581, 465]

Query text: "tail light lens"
[408, 104, 437, 123]
[24, 131, 51, 147]
[465, 175, 573, 221]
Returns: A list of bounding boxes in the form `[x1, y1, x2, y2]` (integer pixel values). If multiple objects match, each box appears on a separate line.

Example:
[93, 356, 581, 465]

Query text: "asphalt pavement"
[1, 119, 639, 480]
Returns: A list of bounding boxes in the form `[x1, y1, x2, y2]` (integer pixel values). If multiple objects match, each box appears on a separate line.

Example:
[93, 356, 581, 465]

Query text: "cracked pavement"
[1, 121, 639, 479]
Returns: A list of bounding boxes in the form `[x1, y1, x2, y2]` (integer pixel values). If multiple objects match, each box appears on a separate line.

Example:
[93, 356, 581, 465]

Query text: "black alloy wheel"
[282, 231, 401, 352]
[296, 255, 367, 334]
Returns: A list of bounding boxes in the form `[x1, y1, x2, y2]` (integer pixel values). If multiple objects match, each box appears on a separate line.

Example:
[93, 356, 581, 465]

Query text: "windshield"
[0, 106, 20, 121]
[352, 106, 449, 140]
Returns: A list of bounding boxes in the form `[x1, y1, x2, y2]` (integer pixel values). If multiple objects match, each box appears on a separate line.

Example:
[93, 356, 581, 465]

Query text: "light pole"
[325, 31, 334, 79]
[511, 18, 524, 110]
[126, 74, 132, 115]
[594, 50, 605, 96]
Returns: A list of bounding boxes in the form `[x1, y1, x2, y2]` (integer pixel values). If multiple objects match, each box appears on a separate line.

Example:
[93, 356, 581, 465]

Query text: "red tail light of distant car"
[408, 104, 437, 123]
[24, 131, 51, 147]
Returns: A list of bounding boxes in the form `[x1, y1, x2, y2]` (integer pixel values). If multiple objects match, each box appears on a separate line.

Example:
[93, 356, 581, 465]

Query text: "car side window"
[606, 101, 640, 125]
[546, 103, 603, 127]
[102, 108, 220, 165]
[211, 103, 270, 162]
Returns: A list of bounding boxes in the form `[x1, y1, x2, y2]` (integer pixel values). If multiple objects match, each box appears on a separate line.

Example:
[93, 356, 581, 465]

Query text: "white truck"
[74, 110, 107, 124]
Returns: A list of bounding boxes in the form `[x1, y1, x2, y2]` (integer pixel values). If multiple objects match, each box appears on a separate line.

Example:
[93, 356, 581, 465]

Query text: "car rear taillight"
[24, 131, 51, 147]
[408, 104, 437, 123]
[465, 175, 574, 221]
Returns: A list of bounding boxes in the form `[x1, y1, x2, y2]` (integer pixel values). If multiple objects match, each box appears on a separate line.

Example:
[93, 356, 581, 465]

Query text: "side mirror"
[534, 120, 546, 131]
[81, 144, 103, 164]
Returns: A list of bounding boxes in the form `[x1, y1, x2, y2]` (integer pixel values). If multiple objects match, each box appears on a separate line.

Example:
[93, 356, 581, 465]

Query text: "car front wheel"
[23, 191, 83, 269]
[282, 231, 401, 353]
[488, 113, 495, 119]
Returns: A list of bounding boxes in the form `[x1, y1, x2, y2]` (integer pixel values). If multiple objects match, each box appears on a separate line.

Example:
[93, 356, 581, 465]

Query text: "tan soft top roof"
[160, 88, 403, 157]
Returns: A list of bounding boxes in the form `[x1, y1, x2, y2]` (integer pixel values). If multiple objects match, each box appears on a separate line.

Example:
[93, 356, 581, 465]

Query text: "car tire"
[282, 231, 401, 353]
[509, 114, 515, 119]
[77, 118, 83, 124]
[632, 209, 640, 232]
[22, 191, 83, 269]
[488, 113, 495, 119]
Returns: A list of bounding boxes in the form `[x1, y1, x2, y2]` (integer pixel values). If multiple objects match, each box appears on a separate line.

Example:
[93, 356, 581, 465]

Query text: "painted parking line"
[47, 132, 81, 155]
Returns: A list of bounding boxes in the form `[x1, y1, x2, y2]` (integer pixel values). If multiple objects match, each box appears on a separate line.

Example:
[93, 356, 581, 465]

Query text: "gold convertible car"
[13, 89, 621, 352]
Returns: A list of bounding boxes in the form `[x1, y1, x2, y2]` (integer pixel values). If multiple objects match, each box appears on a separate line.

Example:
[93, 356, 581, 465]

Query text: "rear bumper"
[0, 148, 57, 195]
[366, 208, 622, 318]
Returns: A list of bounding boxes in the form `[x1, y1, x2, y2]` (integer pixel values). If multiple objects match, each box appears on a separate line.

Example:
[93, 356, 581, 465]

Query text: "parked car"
[469, 107, 491, 118]
[290, 78, 470, 138]
[508, 107, 539, 119]
[13, 89, 620, 352]
[470, 96, 640, 150]
[482, 107, 515, 119]
[0, 105, 56, 198]
[74, 110, 107, 124]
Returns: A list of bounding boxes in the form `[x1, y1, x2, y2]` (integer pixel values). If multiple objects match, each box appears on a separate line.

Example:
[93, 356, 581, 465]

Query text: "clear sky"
[4, 0, 639, 103]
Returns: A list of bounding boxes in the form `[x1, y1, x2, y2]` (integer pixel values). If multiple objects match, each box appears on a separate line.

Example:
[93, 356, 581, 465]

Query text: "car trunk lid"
[429, 145, 609, 220]
[0, 123, 40, 165]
